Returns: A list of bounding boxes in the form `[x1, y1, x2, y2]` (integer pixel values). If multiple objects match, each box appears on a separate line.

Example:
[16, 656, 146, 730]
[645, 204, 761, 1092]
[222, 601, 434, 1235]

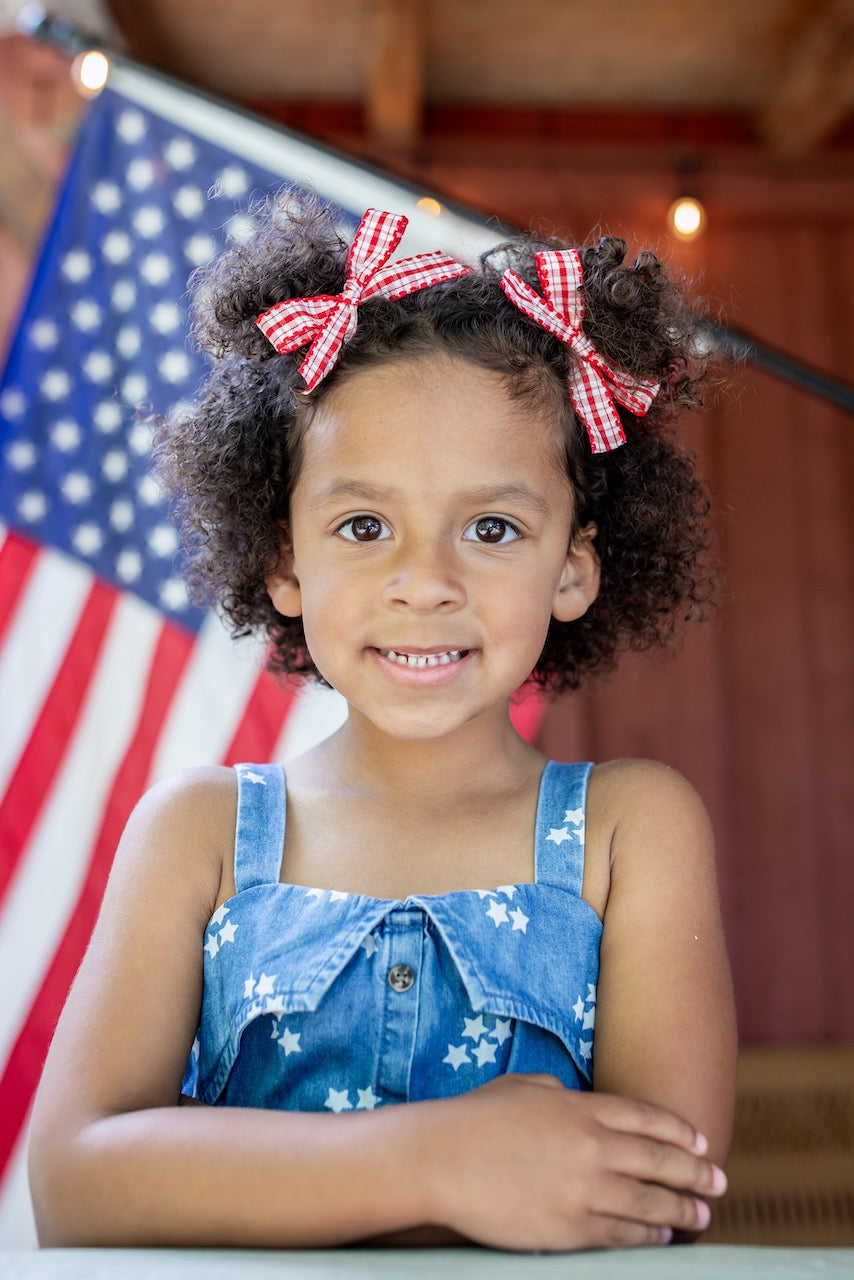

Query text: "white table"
[2, 1247, 853, 1279]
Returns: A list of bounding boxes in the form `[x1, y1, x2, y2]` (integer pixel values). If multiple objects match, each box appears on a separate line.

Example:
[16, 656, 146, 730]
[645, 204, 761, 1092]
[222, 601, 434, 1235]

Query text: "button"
[387, 963, 414, 992]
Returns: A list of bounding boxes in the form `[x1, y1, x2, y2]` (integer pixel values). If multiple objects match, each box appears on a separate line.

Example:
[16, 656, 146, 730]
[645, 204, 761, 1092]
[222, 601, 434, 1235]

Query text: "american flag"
[0, 62, 534, 1246]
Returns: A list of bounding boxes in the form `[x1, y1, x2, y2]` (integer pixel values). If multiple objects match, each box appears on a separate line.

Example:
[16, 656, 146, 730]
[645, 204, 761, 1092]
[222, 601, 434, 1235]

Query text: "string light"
[71, 50, 110, 99]
[416, 197, 443, 217]
[667, 195, 706, 242]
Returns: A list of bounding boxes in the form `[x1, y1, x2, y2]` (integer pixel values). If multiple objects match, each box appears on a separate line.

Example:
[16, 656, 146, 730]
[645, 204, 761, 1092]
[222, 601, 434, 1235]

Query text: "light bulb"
[668, 196, 706, 241]
[71, 50, 110, 99]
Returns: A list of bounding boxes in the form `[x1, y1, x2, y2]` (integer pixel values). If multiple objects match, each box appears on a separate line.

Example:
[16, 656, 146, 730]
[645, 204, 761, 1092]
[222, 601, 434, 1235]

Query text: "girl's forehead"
[302, 354, 568, 475]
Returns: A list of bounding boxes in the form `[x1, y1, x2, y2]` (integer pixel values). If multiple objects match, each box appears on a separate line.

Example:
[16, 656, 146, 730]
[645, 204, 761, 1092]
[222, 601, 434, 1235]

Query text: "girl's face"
[267, 354, 599, 744]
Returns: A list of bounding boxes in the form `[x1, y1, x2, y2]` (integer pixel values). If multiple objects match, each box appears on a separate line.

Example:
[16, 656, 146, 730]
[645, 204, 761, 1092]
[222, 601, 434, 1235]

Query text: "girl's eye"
[337, 515, 390, 542]
[463, 517, 521, 545]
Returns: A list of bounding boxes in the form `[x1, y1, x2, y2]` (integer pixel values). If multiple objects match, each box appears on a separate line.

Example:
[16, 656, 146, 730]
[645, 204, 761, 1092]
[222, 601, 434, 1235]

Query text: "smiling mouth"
[376, 648, 468, 668]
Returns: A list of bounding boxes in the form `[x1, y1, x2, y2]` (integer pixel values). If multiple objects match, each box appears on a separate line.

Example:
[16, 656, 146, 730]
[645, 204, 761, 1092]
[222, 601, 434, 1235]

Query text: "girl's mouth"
[376, 648, 467, 669]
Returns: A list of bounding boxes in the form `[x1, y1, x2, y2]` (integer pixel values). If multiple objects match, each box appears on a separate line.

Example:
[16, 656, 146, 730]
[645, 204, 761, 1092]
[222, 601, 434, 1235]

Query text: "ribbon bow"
[500, 249, 660, 453]
[256, 208, 470, 390]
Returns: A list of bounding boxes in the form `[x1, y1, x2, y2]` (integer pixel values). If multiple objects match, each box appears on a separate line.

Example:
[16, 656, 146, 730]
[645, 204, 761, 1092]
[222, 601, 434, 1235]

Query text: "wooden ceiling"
[99, 0, 854, 153]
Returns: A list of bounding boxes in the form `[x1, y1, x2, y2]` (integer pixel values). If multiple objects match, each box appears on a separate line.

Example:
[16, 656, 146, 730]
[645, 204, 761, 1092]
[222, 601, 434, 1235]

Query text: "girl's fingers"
[598, 1217, 675, 1249]
[605, 1131, 727, 1199]
[593, 1175, 712, 1235]
[592, 1092, 708, 1155]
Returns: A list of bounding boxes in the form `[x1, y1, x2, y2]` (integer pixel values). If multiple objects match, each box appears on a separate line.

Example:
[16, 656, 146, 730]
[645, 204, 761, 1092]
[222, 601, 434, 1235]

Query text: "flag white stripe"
[0, 594, 162, 1078]
[273, 681, 347, 763]
[0, 1114, 36, 1249]
[0, 544, 93, 797]
[107, 62, 503, 262]
[147, 617, 266, 784]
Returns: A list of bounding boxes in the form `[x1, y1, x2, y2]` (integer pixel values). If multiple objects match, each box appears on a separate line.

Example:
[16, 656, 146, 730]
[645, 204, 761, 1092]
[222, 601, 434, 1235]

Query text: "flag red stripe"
[0, 531, 40, 647]
[0, 619, 195, 1179]
[221, 668, 298, 765]
[0, 581, 117, 908]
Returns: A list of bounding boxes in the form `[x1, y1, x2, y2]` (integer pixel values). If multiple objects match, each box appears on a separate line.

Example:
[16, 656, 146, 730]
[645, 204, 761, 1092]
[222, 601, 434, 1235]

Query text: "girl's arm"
[589, 758, 738, 1168]
[28, 767, 436, 1246]
[29, 763, 729, 1251]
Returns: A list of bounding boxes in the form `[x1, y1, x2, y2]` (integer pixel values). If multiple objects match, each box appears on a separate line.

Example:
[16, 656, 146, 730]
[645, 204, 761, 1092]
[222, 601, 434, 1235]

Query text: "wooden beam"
[759, 0, 854, 153]
[365, 0, 425, 146]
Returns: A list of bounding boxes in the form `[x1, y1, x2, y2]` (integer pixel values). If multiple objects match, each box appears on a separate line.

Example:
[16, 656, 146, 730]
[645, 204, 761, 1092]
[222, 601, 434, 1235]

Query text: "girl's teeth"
[383, 649, 463, 667]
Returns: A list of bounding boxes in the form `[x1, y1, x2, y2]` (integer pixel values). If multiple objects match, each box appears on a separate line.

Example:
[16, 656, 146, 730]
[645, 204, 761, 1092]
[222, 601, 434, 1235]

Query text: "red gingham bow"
[500, 249, 660, 452]
[256, 208, 470, 390]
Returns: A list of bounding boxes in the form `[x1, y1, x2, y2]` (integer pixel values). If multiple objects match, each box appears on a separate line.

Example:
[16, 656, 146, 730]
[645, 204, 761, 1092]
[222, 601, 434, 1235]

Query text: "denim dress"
[182, 760, 602, 1112]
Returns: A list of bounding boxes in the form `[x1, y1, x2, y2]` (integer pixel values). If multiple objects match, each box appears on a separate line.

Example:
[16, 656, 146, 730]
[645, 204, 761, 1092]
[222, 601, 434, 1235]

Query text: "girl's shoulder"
[114, 765, 239, 925]
[586, 758, 714, 888]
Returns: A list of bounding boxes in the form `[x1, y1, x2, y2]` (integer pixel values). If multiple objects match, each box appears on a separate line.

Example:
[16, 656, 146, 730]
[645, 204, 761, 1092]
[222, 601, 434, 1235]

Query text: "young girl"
[28, 200, 736, 1253]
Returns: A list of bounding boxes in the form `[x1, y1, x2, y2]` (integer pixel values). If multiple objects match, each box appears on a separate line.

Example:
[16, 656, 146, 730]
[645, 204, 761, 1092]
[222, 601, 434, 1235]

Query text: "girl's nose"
[382, 538, 466, 612]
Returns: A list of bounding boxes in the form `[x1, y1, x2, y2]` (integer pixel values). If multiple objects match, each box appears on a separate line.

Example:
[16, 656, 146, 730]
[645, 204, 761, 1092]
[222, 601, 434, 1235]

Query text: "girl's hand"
[425, 1073, 726, 1253]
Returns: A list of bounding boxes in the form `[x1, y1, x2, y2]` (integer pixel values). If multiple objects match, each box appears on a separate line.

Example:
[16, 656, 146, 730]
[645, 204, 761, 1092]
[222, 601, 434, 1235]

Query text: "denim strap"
[534, 761, 594, 895]
[233, 763, 287, 892]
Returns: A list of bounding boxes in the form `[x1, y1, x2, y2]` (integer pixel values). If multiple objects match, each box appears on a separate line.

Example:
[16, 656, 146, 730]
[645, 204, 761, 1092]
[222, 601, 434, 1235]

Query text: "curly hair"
[154, 194, 717, 696]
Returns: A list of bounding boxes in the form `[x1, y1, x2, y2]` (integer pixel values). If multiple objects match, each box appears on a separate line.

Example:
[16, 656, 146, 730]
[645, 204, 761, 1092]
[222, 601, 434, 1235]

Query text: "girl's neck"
[306, 705, 543, 807]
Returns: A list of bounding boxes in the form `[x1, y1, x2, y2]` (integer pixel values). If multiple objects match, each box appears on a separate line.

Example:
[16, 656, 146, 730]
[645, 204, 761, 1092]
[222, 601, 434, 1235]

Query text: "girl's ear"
[265, 528, 302, 618]
[551, 522, 601, 623]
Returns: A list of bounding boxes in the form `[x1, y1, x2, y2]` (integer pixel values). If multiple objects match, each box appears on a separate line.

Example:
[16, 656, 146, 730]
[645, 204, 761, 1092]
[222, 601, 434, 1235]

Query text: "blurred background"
[1, 0, 852, 1250]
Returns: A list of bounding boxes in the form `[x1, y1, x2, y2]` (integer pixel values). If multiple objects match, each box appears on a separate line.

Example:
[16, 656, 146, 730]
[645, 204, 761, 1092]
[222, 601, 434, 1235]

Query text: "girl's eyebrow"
[309, 480, 552, 516]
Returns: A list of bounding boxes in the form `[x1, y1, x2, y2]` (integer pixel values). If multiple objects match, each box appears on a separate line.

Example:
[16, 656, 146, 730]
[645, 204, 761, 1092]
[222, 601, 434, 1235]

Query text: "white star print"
[564, 806, 585, 829]
[356, 1086, 380, 1110]
[462, 1015, 487, 1041]
[158, 351, 192, 383]
[7, 440, 36, 470]
[329, 890, 350, 901]
[582, 1007, 595, 1030]
[127, 157, 156, 190]
[572, 996, 585, 1021]
[473, 1039, 498, 1068]
[510, 907, 529, 933]
[587, 983, 597, 1003]
[116, 110, 146, 143]
[93, 401, 122, 432]
[51, 420, 81, 451]
[149, 301, 182, 334]
[91, 180, 121, 213]
[109, 488, 135, 520]
[164, 137, 197, 170]
[324, 1087, 352, 1113]
[243, 975, 256, 999]
[266, 994, 286, 1017]
[102, 230, 132, 263]
[160, 578, 189, 611]
[443, 1044, 470, 1071]
[204, 934, 219, 959]
[61, 472, 91, 504]
[241, 770, 267, 785]
[255, 973, 276, 998]
[61, 249, 92, 283]
[184, 234, 217, 266]
[278, 1028, 302, 1056]
[173, 185, 205, 218]
[72, 524, 102, 556]
[546, 827, 572, 845]
[210, 904, 229, 928]
[218, 920, 238, 946]
[360, 932, 379, 957]
[495, 884, 518, 898]
[141, 252, 171, 285]
[149, 525, 179, 556]
[214, 165, 250, 199]
[41, 369, 72, 400]
[306, 887, 325, 899]
[579, 1040, 592, 1061]
[475, 889, 497, 899]
[490, 1018, 513, 1045]
[116, 549, 143, 583]
[133, 206, 166, 238]
[18, 491, 46, 522]
[486, 899, 509, 927]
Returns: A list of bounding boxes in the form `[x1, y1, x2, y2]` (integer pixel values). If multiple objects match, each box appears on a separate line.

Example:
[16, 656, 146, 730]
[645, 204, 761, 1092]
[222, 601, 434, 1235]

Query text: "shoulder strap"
[534, 760, 594, 894]
[233, 763, 287, 893]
